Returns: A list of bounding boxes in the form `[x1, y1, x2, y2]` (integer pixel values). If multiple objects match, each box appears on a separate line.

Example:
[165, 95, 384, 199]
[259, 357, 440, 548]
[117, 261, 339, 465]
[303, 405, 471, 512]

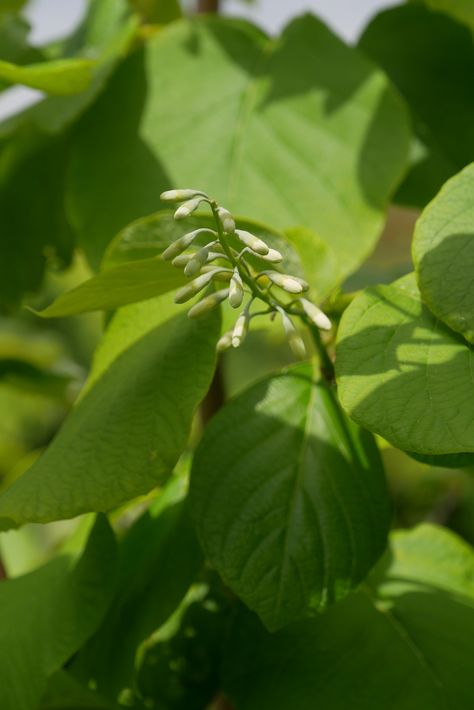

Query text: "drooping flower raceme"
[160, 188, 331, 357]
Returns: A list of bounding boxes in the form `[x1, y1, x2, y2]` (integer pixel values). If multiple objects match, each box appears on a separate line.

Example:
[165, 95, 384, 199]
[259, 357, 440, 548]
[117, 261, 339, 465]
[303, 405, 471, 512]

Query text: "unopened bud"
[174, 270, 218, 304]
[229, 268, 244, 309]
[300, 298, 332, 331]
[172, 253, 194, 268]
[162, 228, 216, 261]
[216, 331, 233, 353]
[258, 248, 283, 263]
[161, 188, 208, 202]
[217, 207, 235, 233]
[235, 229, 269, 256]
[174, 197, 205, 220]
[187, 289, 229, 319]
[184, 246, 211, 277]
[232, 311, 250, 348]
[280, 310, 307, 359]
[266, 272, 309, 294]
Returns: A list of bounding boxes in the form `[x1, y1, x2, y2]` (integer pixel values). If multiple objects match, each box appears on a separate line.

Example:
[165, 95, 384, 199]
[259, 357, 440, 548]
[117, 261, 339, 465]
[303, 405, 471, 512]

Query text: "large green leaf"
[190, 363, 390, 631]
[0, 293, 219, 528]
[336, 274, 474, 454]
[74, 474, 202, 698]
[413, 163, 474, 343]
[68, 14, 409, 277]
[222, 524, 474, 710]
[359, 5, 474, 207]
[0, 515, 116, 710]
[37, 257, 187, 317]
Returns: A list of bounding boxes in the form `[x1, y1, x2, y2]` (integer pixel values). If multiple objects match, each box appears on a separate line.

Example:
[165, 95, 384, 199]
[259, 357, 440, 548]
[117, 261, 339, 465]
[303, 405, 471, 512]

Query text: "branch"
[197, 0, 220, 12]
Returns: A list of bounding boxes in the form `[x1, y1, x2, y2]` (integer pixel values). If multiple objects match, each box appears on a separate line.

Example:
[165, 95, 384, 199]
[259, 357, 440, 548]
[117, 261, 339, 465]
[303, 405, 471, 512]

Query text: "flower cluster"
[160, 188, 331, 357]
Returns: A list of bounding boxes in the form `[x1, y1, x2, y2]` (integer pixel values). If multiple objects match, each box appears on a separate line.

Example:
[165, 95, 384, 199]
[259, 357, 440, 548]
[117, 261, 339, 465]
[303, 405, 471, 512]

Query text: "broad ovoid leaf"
[412, 163, 474, 343]
[190, 363, 390, 631]
[222, 524, 474, 710]
[336, 273, 474, 454]
[41, 670, 114, 710]
[0, 515, 116, 710]
[68, 13, 409, 277]
[0, 293, 220, 528]
[359, 5, 474, 207]
[0, 56, 94, 94]
[73, 474, 203, 698]
[37, 257, 187, 317]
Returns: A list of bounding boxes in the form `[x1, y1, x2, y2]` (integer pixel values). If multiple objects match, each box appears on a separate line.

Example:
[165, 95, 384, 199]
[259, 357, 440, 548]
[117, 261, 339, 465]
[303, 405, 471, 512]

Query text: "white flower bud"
[235, 229, 269, 256]
[229, 268, 244, 309]
[174, 197, 206, 220]
[280, 310, 307, 359]
[216, 331, 233, 353]
[171, 253, 193, 268]
[184, 246, 211, 277]
[217, 207, 235, 233]
[174, 270, 219, 304]
[258, 248, 283, 263]
[161, 189, 208, 202]
[187, 289, 229, 319]
[232, 311, 249, 348]
[161, 228, 216, 261]
[266, 272, 309, 294]
[300, 298, 331, 331]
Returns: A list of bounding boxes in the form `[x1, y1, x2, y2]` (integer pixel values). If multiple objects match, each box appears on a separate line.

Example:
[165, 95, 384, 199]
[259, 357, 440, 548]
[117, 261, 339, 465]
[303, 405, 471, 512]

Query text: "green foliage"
[359, 4, 474, 206]
[337, 273, 474, 454]
[2, 3, 474, 708]
[191, 363, 390, 630]
[68, 14, 409, 277]
[223, 524, 474, 709]
[0, 516, 116, 710]
[0, 294, 219, 528]
[413, 163, 474, 342]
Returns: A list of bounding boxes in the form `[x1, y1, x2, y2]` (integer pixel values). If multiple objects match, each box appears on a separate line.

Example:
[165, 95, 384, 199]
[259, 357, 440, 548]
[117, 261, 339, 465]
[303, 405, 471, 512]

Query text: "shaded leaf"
[0, 516, 116, 710]
[74, 474, 203, 697]
[359, 5, 474, 207]
[190, 363, 390, 630]
[223, 524, 474, 710]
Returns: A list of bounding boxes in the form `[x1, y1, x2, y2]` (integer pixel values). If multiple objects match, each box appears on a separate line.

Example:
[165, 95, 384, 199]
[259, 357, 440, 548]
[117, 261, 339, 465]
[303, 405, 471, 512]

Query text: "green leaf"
[0, 515, 117, 710]
[41, 670, 114, 710]
[336, 273, 474, 454]
[37, 257, 187, 317]
[74, 474, 203, 698]
[222, 524, 474, 710]
[190, 363, 390, 631]
[0, 57, 94, 94]
[413, 163, 474, 343]
[408, 0, 474, 31]
[0, 130, 75, 310]
[0, 293, 219, 528]
[129, 0, 182, 23]
[68, 14, 409, 279]
[359, 5, 474, 207]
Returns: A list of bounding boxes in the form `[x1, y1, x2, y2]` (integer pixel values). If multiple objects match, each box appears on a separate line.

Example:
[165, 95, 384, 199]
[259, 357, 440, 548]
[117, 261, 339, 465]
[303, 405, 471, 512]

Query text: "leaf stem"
[306, 321, 335, 383]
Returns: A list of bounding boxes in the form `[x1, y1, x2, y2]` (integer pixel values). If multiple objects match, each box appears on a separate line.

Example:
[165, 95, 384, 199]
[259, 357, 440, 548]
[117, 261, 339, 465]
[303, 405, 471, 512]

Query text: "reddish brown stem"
[197, 0, 220, 12]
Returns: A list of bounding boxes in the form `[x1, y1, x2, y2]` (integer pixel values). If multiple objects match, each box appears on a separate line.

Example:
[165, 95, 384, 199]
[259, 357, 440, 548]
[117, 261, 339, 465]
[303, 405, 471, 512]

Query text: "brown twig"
[197, 0, 220, 13]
